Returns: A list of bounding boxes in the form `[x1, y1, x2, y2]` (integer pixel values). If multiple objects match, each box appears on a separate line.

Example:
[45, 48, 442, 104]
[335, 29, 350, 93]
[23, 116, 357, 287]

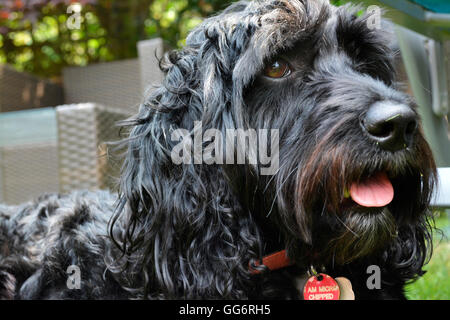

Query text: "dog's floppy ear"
[108, 31, 261, 298]
[185, 4, 260, 132]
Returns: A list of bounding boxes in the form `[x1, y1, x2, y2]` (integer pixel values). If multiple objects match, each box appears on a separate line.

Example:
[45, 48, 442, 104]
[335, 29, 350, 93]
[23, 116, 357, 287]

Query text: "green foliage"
[146, 0, 234, 48]
[405, 210, 450, 300]
[0, 0, 151, 77]
[0, 0, 349, 78]
[0, 0, 237, 77]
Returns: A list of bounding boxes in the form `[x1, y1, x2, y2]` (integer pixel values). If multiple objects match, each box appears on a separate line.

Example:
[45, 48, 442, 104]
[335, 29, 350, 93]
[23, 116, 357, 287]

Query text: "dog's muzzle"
[362, 101, 418, 152]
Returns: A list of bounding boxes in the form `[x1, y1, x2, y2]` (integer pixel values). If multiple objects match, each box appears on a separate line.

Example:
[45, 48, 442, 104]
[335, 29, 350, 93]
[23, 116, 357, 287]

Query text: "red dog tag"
[303, 273, 340, 300]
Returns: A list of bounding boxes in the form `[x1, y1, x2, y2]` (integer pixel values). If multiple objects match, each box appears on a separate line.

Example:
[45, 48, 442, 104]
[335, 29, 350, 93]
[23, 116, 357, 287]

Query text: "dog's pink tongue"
[349, 172, 394, 207]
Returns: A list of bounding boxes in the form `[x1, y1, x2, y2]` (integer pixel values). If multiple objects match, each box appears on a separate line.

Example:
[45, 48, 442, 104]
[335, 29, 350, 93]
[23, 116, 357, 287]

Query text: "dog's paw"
[0, 270, 16, 299]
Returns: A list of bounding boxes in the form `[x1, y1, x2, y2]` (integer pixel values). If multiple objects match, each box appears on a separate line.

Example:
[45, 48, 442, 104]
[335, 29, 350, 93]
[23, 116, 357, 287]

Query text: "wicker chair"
[0, 103, 128, 204]
[0, 65, 63, 113]
[0, 38, 167, 204]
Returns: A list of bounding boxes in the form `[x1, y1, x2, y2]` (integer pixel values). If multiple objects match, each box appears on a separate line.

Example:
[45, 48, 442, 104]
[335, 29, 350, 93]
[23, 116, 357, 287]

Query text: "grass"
[405, 210, 450, 300]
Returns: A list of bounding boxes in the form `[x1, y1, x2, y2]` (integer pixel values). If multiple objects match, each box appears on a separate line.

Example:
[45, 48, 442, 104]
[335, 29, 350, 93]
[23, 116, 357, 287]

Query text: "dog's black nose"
[362, 101, 417, 151]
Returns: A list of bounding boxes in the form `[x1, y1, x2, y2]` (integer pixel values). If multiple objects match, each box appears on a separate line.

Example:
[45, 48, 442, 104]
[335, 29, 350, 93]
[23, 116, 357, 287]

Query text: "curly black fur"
[0, 0, 437, 300]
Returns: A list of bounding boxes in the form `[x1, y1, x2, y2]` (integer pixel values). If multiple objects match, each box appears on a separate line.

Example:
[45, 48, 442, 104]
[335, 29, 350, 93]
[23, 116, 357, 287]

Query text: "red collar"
[249, 249, 294, 274]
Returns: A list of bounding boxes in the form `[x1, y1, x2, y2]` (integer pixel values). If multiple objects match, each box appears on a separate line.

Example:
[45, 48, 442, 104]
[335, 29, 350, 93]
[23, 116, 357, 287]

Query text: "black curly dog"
[0, 0, 437, 299]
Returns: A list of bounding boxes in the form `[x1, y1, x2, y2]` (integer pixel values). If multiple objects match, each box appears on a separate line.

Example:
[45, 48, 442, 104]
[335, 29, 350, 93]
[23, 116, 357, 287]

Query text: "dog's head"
[226, 0, 438, 266]
[114, 0, 437, 297]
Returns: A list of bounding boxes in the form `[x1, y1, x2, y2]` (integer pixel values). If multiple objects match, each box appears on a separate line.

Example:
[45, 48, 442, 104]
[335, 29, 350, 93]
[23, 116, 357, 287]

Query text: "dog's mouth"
[344, 171, 394, 208]
[316, 171, 399, 264]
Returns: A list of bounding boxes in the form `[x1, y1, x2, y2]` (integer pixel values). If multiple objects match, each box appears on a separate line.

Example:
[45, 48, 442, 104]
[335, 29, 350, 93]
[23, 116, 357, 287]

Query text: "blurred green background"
[406, 210, 449, 300]
[0, 0, 447, 300]
[0, 0, 345, 79]
[0, 0, 234, 79]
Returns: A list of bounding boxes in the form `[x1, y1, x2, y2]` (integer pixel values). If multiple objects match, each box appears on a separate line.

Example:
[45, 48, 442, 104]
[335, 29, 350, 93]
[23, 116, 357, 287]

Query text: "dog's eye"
[264, 59, 291, 78]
